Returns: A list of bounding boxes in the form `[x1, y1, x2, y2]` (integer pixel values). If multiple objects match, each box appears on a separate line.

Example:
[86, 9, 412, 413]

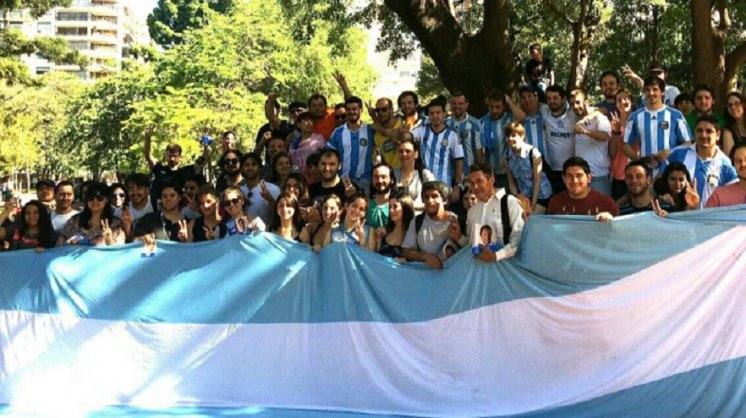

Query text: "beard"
[373, 182, 391, 195]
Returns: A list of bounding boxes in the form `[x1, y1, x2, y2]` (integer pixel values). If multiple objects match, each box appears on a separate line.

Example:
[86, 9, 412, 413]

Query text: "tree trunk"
[647, 5, 659, 67]
[384, 0, 514, 116]
[544, 0, 599, 91]
[690, 0, 746, 109]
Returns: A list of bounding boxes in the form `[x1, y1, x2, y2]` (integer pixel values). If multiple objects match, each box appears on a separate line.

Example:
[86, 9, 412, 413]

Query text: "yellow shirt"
[374, 118, 403, 170]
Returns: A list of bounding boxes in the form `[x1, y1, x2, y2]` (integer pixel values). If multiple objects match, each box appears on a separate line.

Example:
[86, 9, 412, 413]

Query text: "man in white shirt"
[540, 84, 577, 194]
[239, 152, 280, 226]
[50, 180, 79, 232]
[569, 89, 612, 195]
[463, 162, 524, 262]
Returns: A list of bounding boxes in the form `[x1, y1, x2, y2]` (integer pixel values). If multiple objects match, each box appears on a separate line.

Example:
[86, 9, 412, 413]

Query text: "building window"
[57, 12, 89, 21]
[57, 27, 88, 36]
[37, 22, 52, 35]
[68, 41, 89, 50]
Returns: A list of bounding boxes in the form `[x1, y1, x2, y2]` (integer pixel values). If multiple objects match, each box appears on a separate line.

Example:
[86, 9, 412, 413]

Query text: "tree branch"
[724, 41, 746, 80]
[543, 0, 574, 25]
[714, 0, 730, 34]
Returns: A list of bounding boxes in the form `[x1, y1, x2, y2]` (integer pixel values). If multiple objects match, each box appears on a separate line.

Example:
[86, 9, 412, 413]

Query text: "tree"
[691, 0, 746, 106]
[1, 0, 87, 84]
[147, 0, 234, 46]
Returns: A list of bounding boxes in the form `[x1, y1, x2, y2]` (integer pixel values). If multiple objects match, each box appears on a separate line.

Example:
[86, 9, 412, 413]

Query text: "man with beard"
[35, 180, 56, 212]
[446, 92, 483, 177]
[117, 173, 155, 241]
[398, 91, 427, 130]
[256, 132, 287, 182]
[464, 162, 525, 262]
[367, 163, 395, 228]
[216, 150, 244, 195]
[706, 143, 746, 207]
[685, 85, 726, 133]
[407, 101, 465, 203]
[50, 180, 78, 232]
[661, 115, 736, 208]
[570, 89, 612, 195]
[181, 173, 205, 220]
[617, 161, 672, 215]
[308, 149, 359, 205]
[402, 181, 462, 270]
[540, 85, 576, 194]
[480, 90, 525, 189]
[596, 71, 621, 116]
[239, 152, 280, 226]
[327, 96, 376, 191]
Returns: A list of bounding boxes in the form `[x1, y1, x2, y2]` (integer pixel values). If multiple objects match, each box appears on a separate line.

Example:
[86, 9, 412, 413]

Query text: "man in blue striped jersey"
[405, 101, 465, 203]
[519, 86, 545, 157]
[480, 90, 526, 188]
[446, 92, 484, 177]
[623, 76, 692, 168]
[327, 96, 376, 191]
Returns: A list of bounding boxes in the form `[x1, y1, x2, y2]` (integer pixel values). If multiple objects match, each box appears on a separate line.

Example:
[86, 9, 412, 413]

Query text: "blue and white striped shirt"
[446, 113, 483, 175]
[661, 145, 737, 209]
[522, 113, 545, 157]
[480, 112, 513, 175]
[327, 123, 376, 182]
[411, 124, 465, 186]
[624, 106, 691, 157]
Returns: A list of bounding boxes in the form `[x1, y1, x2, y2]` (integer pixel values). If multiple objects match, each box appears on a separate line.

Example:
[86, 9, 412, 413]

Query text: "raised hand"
[260, 180, 273, 203]
[332, 70, 347, 87]
[684, 177, 700, 209]
[176, 219, 189, 242]
[353, 218, 366, 244]
[100, 219, 113, 244]
[342, 177, 356, 197]
[610, 112, 622, 133]
[141, 233, 157, 252]
[203, 225, 216, 240]
[654, 149, 671, 162]
[447, 212, 461, 241]
[651, 199, 668, 218]
[121, 206, 132, 233]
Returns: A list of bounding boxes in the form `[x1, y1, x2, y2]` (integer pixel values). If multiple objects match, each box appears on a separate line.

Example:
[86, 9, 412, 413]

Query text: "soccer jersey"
[446, 113, 483, 175]
[327, 123, 376, 183]
[522, 112, 545, 157]
[373, 118, 403, 170]
[662, 145, 737, 209]
[540, 104, 577, 171]
[574, 110, 612, 177]
[624, 106, 691, 157]
[411, 124, 465, 186]
[480, 112, 513, 175]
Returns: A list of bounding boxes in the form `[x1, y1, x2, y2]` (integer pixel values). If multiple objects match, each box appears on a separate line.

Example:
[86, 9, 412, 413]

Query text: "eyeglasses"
[726, 101, 742, 107]
[221, 197, 242, 207]
[374, 107, 391, 114]
[224, 158, 240, 165]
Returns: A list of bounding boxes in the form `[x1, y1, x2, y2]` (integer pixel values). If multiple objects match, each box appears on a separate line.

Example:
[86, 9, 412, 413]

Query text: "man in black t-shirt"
[308, 149, 359, 205]
[143, 127, 208, 209]
[524, 43, 554, 99]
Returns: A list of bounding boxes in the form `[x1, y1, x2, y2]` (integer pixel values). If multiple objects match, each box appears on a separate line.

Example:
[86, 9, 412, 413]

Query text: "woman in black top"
[374, 190, 414, 261]
[271, 191, 303, 242]
[188, 184, 227, 242]
[0, 199, 56, 251]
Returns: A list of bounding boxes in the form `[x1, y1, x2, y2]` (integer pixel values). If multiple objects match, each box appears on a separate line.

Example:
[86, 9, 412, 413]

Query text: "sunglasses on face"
[374, 107, 390, 114]
[224, 158, 240, 165]
[221, 197, 242, 207]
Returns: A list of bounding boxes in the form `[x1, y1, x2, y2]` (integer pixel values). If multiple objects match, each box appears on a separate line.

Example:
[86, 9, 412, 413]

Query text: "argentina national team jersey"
[480, 112, 513, 175]
[624, 106, 691, 157]
[412, 124, 465, 186]
[446, 114, 482, 175]
[327, 123, 376, 182]
[661, 145, 737, 209]
[522, 113, 545, 157]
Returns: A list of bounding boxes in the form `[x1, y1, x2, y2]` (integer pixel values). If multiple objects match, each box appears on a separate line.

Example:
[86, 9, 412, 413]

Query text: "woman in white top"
[395, 137, 435, 213]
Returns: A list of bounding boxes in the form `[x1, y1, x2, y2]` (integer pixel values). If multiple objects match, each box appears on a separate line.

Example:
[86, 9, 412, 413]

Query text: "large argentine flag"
[1, 206, 745, 416]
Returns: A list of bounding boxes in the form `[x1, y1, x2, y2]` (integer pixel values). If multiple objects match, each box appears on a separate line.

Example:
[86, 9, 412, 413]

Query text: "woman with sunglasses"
[722, 92, 745, 158]
[132, 181, 189, 244]
[188, 184, 226, 242]
[288, 111, 326, 183]
[109, 182, 128, 212]
[57, 182, 125, 246]
[0, 199, 56, 251]
[300, 194, 342, 252]
[271, 191, 303, 241]
[220, 186, 266, 236]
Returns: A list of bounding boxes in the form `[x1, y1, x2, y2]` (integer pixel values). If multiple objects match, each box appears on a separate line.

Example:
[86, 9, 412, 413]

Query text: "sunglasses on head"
[221, 197, 242, 207]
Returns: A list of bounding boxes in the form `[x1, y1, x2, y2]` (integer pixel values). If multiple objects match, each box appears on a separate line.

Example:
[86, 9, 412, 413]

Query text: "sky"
[129, 0, 156, 22]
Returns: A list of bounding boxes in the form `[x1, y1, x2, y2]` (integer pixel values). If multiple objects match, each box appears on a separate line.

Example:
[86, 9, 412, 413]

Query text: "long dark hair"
[724, 91, 745, 145]
[386, 190, 415, 234]
[109, 182, 129, 209]
[654, 162, 692, 211]
[281, 173, 308, 201]
[17, 200, 56, 248]
[271, 191, 303, 232]
[271, 152, 292, 185]
[79, 182, 116, 229]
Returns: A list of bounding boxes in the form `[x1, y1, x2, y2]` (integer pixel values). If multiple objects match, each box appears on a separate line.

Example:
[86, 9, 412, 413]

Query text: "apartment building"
[1, 0, 142, 80]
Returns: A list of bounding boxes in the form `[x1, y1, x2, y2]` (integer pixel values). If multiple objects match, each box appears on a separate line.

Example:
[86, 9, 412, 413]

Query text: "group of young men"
[2, 57, 745, 268]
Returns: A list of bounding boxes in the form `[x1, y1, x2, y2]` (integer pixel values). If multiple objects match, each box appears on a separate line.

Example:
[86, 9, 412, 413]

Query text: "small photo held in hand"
[471, 222, 502, 255]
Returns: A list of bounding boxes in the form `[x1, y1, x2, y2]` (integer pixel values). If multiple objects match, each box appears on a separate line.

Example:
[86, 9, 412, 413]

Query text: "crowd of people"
[1, 53, 745, 268]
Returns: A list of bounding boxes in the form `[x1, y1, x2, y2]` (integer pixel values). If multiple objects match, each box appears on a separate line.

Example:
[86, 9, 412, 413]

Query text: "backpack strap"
[501, 193, 511, 245]
[414, 213, 426, 251]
